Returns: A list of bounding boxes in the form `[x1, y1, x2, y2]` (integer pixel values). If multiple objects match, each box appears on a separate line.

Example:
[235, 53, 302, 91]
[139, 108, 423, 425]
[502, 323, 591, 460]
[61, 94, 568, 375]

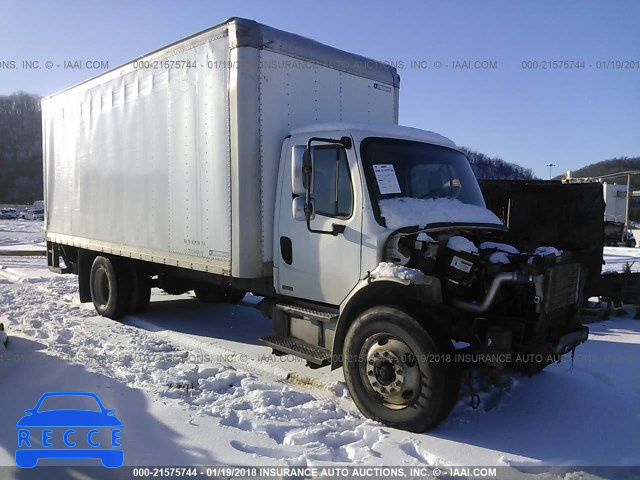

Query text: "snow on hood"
[447, 235, 478, 254]
[488, 252, 511, 264]
[535, 246, 563, 257]
[370, 262, 423, 281]
[379, 197, 503, 230]
[479, 242, 520, 254]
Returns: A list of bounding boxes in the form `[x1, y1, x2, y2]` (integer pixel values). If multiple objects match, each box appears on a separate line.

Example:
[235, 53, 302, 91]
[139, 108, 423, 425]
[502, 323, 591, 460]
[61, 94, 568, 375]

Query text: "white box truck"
[44, 17, 588, 431]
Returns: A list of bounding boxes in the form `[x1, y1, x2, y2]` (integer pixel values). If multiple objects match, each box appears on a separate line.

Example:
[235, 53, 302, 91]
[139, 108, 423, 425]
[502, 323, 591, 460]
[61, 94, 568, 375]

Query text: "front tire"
[90, 256, 131, 320]
[343, 306, 460, 432]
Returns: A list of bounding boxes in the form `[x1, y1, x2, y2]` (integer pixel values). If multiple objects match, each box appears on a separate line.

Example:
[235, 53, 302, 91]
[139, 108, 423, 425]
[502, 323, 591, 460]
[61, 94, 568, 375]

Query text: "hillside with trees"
[460, 147, 536, 180]
[566, 157, 640, 181]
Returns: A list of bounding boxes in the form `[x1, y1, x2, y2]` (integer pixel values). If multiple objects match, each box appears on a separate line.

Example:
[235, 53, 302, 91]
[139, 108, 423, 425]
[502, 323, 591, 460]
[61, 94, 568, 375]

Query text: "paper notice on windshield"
[373, 164, 401, 195]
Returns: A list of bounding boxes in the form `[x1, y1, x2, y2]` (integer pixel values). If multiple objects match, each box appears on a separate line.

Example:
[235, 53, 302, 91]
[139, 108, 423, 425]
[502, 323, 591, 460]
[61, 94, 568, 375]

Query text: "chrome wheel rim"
[361, 334, 421, 409]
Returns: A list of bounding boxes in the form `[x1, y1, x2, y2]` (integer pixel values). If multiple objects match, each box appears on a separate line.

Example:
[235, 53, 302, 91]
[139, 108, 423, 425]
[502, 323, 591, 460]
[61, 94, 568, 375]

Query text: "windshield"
[361, 138, 497, 228]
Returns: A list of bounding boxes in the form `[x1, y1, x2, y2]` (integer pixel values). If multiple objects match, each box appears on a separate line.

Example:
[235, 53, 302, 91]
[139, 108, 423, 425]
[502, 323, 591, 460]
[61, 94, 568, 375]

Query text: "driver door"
[275, 139, 362, 306]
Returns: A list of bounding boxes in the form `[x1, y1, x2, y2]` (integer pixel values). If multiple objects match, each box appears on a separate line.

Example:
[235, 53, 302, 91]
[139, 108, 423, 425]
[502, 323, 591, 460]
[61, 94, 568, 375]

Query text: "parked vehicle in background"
[25, 209, 44, 221]
[604, 221, 625, 246]
[19, 202, 45, 220]
[604, 221, 636, 247]
[622, 226, 636, 248]
[0, 208, 19, 219]
[44, 17, 588, 432]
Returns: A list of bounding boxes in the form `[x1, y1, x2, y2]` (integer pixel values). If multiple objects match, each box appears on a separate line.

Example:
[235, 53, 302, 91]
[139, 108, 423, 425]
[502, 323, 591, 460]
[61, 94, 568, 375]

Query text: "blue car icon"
[16, 391, 123, 468]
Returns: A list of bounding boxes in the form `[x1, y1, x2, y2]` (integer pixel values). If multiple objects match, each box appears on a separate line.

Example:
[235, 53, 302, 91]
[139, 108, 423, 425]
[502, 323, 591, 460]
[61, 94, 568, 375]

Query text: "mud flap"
[555, 326, 589, 356]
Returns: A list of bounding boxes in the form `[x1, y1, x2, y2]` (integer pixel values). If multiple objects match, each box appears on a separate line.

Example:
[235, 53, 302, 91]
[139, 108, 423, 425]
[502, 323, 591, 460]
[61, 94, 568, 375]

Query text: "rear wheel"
[90, 256, 131, 320]
[343, 306, 460, 432]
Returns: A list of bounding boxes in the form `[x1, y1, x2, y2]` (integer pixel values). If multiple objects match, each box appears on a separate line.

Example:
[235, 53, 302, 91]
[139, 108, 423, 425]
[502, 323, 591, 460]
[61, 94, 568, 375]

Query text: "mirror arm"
[302, 136, 351, 236]
[306, 217, 345, 236]
[306, 136, 351, 151]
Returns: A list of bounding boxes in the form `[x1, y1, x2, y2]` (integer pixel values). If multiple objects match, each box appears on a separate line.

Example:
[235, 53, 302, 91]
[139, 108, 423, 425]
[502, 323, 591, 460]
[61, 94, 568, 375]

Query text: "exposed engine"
[386, 230, 577, 311]
[383, 229, 587, 371]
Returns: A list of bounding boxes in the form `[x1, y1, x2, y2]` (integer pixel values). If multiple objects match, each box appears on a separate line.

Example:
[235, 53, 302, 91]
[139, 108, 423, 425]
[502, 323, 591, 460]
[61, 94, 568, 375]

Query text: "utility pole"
[626, 173, 631, 226]
[546, 163, 556, 180]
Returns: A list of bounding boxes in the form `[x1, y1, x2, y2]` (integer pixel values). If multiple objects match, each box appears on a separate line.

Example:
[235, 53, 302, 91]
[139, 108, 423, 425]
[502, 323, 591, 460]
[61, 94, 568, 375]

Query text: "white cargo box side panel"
[44, 34, 232, 272]
[257, 49, 397, 264]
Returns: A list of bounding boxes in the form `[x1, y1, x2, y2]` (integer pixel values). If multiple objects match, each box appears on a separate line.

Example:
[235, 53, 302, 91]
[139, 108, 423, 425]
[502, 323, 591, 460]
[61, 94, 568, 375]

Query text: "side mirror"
[292, 197, 315, 221]
[291, 145, 312, 196]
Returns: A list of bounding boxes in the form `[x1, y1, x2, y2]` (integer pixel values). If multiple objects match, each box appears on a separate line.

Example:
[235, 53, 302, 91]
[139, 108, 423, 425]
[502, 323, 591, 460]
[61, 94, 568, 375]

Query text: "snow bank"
[379, 197, 502, 230]
[370, 262, 423, 281]
[603, 246, 640, 273]
[447, 236, 478, 254]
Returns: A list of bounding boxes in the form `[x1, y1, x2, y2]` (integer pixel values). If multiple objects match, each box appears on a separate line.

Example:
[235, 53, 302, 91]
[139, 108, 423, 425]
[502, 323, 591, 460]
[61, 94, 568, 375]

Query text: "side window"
[312, 146, 353, 217]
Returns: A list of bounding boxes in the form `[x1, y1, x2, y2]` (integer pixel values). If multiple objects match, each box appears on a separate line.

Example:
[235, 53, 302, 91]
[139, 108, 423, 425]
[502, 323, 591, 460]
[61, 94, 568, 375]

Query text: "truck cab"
[263, 122, 588, 431]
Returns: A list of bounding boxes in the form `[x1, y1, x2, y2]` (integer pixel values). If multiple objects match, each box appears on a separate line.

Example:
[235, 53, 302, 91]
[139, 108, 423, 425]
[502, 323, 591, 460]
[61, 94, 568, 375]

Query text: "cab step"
[275, 303, 338, 322]
[259, 335, 331, 366]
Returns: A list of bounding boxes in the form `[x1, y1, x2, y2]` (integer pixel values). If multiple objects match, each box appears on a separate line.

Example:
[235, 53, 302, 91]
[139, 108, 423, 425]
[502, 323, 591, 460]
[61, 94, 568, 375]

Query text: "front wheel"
[343, 306, 460, 432]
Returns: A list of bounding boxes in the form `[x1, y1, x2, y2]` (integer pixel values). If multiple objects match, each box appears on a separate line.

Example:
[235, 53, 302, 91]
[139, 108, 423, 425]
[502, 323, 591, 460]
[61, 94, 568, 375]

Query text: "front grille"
[544, 263, 581, 313]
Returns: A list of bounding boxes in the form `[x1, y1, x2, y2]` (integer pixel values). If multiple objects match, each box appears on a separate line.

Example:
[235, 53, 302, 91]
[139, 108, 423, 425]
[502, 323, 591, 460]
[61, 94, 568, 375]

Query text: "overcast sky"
[1, 0, 638, 179]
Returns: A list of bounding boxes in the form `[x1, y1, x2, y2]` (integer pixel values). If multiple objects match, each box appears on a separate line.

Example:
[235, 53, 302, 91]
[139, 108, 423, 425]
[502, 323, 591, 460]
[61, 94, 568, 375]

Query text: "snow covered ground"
[1, 219, 639, 479]
[0, 219, 45, 247]
[602, 246, 640, 273]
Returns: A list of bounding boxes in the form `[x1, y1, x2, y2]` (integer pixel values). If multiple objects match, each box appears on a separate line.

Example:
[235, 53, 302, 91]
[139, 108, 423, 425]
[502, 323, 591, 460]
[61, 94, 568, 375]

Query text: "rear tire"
[343, 306, 460, 432]
[90, 256, 131, 320]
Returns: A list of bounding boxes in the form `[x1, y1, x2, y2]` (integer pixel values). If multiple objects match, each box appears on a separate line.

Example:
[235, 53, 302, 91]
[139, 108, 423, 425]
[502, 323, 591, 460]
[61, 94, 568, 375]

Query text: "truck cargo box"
[43, 17, 399, 278]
